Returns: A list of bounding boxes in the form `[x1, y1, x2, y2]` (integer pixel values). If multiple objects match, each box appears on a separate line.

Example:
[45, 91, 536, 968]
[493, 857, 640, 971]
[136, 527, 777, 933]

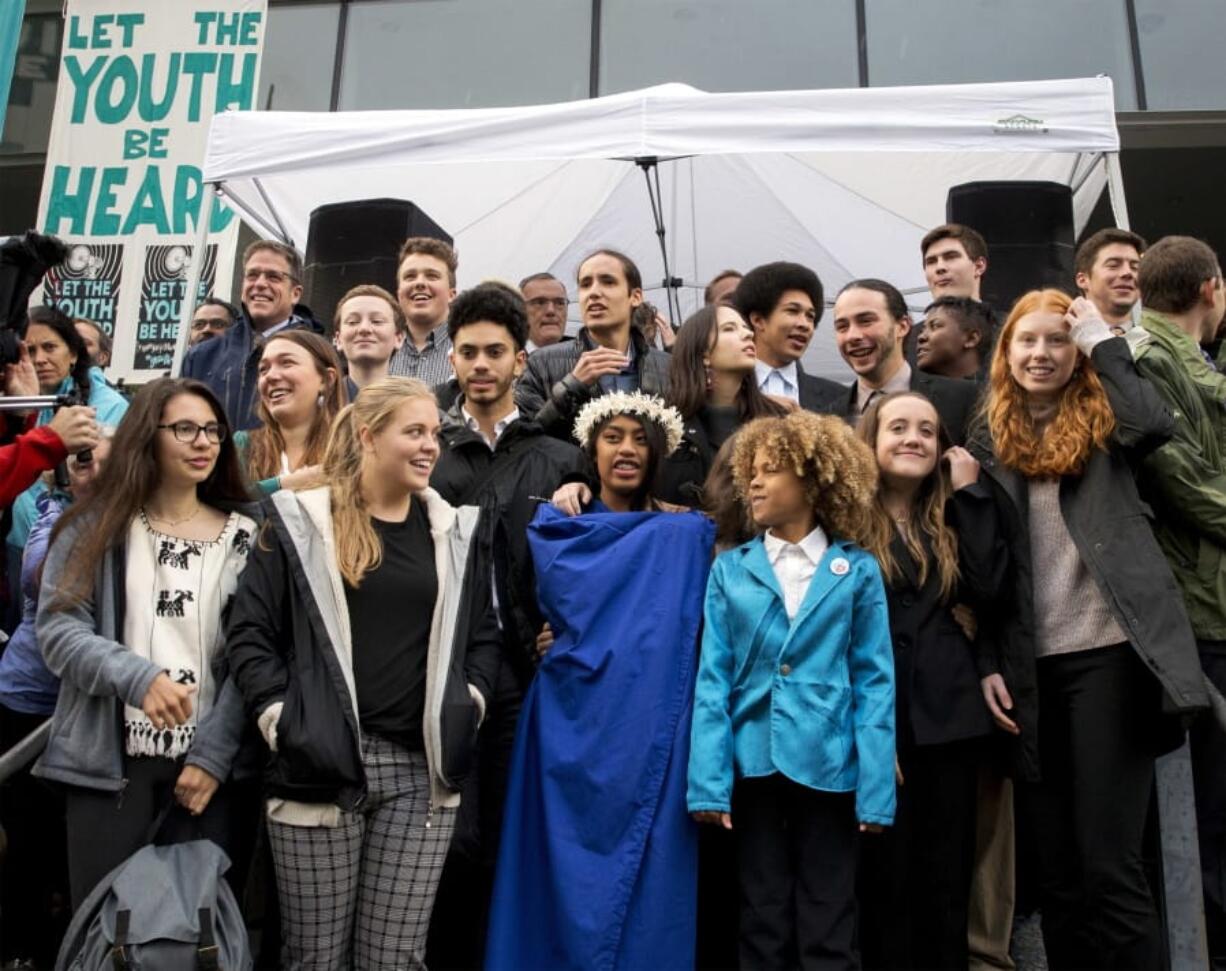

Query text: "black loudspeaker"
[946, 181, 1075, 316]
[302, 199, 451, 332]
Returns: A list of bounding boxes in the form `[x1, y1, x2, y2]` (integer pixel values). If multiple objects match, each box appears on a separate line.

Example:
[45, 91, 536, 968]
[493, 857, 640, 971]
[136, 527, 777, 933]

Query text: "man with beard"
[832, 278, 978, 442]
[516, 249, 670, 441]
[427, 283, 587, 969]
[735, 261, 844, 413]
[1075, 228, 1146, 335]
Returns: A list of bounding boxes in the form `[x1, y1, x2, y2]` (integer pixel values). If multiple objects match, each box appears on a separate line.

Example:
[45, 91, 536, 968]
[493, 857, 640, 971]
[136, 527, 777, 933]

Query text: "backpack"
[56, 839, 251, 971]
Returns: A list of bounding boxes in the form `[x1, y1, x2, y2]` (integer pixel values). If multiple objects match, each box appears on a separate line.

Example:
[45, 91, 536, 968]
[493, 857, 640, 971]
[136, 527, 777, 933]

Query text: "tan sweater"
[1028, 479, 1127, 657]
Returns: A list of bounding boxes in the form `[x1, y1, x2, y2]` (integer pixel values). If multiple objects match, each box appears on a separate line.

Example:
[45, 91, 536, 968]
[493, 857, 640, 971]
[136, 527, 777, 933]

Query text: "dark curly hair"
[448, 283, 529, 350]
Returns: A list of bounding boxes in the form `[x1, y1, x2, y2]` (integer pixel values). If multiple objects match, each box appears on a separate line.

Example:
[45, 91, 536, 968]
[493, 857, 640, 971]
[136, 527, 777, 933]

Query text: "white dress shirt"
[755, 359, 800, 403]
[763, 525, 829, 621]
[462, 406, 519, 451]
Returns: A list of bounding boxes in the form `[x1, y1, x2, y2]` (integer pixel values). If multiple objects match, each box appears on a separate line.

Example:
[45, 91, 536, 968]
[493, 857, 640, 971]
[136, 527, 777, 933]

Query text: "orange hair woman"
[969, 289, 1207, 969]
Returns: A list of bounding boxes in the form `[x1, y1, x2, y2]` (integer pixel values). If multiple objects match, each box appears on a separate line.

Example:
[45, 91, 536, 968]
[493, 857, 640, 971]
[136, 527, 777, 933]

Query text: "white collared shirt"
[462, 406, 519, 451]
[755, 359, 800, 403]
[763, 526, 829, 621]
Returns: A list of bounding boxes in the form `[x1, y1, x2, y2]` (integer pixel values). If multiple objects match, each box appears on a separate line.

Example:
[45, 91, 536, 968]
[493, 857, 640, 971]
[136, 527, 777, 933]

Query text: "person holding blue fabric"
[233, 330, 348, 496]
[7, 306, 128, 557]
[487, 391, 714, 971]
[688, 410, 894, 971]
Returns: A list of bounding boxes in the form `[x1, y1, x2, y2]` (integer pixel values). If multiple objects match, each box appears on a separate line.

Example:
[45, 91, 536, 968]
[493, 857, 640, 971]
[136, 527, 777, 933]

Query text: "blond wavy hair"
[987, 288, 1115, 478]
[322, 376, 437, 586]
[731, 411, 877, 544]
[856, 392, 960, 601]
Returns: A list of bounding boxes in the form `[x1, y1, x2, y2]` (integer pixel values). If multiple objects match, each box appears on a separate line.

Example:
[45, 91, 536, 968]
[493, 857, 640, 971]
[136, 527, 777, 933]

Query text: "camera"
[0, 231, 69, 367]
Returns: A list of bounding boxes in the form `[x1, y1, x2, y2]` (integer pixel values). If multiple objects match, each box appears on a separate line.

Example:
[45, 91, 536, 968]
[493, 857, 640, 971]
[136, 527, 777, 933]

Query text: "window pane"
[1135, 0, 1226, 110]
[600, 0, 858, 95]
[0, 161, 45, 235]
[866, 0, 1138, 110]
[340, 0, 590, 110]
[258, 3, 339, 111]
[1, 13, 61, 156]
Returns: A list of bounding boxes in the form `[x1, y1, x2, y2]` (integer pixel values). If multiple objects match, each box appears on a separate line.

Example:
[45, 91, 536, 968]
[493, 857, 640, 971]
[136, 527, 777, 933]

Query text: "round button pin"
[831, 557, 850, 576]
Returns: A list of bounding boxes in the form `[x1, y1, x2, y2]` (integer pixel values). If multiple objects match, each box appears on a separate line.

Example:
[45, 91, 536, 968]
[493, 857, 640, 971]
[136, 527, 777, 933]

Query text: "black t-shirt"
[345, 497, 437, 750]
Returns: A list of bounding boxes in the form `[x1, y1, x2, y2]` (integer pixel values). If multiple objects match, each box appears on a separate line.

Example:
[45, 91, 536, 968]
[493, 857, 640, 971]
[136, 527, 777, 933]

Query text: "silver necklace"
[143, 504, 202, 528]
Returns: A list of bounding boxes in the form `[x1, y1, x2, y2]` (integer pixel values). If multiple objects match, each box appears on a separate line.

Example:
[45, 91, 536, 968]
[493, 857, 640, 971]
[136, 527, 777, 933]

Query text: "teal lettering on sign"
[44, 165, 238, 236]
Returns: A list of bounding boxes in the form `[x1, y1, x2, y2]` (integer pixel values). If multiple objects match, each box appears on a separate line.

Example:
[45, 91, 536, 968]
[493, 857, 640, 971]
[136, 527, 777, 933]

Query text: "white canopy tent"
[181, 76, 1126, 379]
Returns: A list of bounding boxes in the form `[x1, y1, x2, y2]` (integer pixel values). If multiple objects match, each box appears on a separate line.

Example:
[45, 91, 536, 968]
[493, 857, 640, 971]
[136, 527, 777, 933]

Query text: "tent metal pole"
[1070, 152, 1105, 196]
[637, 157, 682, 327]
[1105, 152, 1131, 230]
[170, 186, 216, 378]
[253, 177, 294, 245]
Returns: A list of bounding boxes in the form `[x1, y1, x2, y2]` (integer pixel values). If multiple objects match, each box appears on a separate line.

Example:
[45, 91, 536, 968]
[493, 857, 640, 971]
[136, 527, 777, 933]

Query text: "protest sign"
[34, 0, 266, 381]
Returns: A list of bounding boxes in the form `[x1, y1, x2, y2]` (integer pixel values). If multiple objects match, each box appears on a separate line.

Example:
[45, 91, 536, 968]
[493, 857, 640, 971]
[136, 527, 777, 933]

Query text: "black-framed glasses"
[157, 421, 228, 444]
[243, 268, 296, 285]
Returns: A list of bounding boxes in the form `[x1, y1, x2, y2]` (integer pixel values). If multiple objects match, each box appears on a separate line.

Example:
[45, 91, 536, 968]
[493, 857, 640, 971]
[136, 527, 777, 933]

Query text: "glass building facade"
[4, 0, 1225, 251]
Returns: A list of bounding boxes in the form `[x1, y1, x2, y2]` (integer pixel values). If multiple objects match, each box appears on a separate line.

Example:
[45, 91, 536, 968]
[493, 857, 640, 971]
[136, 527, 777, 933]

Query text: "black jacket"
[430, 404, 588, 684]
[182, 303, 327, 431]
[885, 483, 1004, 748]
[836, 366, 981, 444]
[797, 365, 847, 414]
[226, 487, 500, 810]
[515, 328, 671, 441]
[968, 338, 1209, 782]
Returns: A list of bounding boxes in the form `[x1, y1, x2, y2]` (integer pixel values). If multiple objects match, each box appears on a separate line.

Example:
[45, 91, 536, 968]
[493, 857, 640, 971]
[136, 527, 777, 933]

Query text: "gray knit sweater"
[1028, 479, 1127, 657]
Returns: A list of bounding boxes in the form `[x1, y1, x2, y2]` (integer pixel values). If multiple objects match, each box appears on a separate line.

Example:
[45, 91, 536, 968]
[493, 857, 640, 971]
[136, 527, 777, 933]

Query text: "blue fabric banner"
[486, 503, 715, 971]
[0, 0, 25, 135]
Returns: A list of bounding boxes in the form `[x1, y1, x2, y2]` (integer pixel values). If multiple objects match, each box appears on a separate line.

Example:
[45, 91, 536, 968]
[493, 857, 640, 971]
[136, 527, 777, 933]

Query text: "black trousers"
[858, 737, 981, 971]
[1192, 642, 1226, 970]
[733, 774, 859, 971]
[0, 706, 70, 965]
[64, 755, 259, 910]
[427, 655, 524, 970]
[1023, 643, 1164, 971]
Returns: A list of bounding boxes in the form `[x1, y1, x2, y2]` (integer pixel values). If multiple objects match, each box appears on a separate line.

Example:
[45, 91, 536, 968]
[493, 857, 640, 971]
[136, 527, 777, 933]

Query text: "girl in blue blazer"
[688, 411, 895, 970]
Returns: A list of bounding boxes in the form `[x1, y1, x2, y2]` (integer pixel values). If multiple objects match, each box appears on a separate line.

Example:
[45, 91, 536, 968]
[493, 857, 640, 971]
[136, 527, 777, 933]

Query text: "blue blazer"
[687, 535, 896, 826]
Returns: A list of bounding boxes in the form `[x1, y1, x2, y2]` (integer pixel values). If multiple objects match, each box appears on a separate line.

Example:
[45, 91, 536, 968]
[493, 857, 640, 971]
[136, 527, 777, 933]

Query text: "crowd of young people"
[0, 219, 1223, 971]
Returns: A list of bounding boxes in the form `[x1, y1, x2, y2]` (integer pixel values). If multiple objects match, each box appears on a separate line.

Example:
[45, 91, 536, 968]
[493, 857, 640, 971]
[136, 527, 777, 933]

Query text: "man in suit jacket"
[733, 261, 845, 414]
[832, 278, 979, 444]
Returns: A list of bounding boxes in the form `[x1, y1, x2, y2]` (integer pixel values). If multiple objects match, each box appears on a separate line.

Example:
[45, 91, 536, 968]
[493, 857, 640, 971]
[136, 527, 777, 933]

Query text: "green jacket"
[1132, 309, 1226, 641]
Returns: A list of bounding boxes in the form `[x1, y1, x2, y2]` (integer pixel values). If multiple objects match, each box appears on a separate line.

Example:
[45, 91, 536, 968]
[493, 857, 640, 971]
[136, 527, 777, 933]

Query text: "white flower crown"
[573, 391, 685, 455]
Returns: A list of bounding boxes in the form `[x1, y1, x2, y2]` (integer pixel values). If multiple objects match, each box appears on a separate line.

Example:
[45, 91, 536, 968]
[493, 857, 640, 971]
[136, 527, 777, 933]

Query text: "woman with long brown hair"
[33, 377, 258, 908]
[226, 376, 499, 968]
[656, 302, 785, 505]
[234, 330, 348, 495]
[970, 289, 1207, 969]
[855, 390, 1003, 970]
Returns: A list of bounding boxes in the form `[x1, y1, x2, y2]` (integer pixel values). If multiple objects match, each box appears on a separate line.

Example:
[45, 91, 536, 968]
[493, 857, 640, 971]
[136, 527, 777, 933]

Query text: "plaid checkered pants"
[268, 735, 456, 970]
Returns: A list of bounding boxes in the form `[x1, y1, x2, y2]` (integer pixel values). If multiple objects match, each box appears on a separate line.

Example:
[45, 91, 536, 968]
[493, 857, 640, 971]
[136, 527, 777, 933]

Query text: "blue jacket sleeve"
[687, 558, 737, 814]
[848, 554, 896, 826]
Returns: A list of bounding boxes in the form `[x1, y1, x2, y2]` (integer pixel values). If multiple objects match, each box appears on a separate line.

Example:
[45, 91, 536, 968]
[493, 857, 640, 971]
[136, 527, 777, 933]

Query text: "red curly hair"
[987, 288, 1114, 478]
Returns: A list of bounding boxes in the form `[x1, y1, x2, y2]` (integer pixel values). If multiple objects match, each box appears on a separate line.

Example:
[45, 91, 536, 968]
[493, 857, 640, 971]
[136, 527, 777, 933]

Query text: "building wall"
[4, 0, 1225, 256]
